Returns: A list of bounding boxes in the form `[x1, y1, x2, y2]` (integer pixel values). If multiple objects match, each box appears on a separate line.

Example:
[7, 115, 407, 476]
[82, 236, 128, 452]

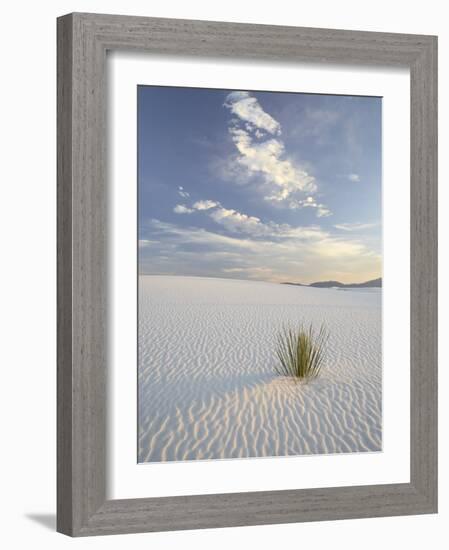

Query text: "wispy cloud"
[149, 219, 255, 250]
[209, 207, 266, 236]
[192, 200, 219, 211]
[178, 185, 190, 198]
[286, 107, 340, 144]
[223, 91, 331, 217]
[172, 196, 329, 240]
[145, 216, 380, 284]
[224, 91, 281, 135]
[337, 173, 361, 183]
[334, 222, 378, 231]
[173, 204, 194, 214]
[287, 196, 332, 218]
[139, 239, 159, 247]
[208, 204, 327, 241]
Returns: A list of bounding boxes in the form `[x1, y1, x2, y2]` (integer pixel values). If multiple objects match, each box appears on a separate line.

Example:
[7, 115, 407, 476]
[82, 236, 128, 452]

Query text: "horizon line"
[138, 273, 382, 285]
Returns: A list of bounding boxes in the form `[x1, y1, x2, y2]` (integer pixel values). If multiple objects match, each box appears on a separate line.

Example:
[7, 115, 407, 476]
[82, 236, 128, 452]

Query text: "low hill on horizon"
[283, 277, 382, 289]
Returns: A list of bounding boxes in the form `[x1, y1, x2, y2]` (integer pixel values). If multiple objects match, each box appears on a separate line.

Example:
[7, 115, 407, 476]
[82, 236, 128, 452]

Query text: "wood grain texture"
[57, 13, 74, 536]
[57, 12, 438, 536]
[410, 36, 438, 509]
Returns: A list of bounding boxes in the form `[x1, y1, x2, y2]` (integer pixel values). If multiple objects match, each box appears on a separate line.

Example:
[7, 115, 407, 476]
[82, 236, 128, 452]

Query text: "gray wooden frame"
[57, 12, 438, 537]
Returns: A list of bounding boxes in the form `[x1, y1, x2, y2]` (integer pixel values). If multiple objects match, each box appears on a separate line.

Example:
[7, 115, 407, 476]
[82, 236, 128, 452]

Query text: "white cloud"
[334, 222, 378, 231]
[146, 217, 381, 284]
[207, 204, 328, 241]
[192, 200, 219, 211]
[173, 204, 194, 214]
[316, 206, 332, 218]
[150, 219, 256, 250]
[172, 196, 329, 240]
[313, 238, 374, 259]
[178, 186, 190, 198]
[229, 126, 317, 199]
[138, 239, 159, 248]
[348, 173, 360, 182]
[223, 91, 326, 215]
[209, 207, 263, 235]
[224, 91, 281, 135]
[287, 196, 332, 217]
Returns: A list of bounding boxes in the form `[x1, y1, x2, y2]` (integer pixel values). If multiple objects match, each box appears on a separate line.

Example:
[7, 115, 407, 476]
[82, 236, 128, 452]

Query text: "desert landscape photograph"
[137, 86, 382, 463]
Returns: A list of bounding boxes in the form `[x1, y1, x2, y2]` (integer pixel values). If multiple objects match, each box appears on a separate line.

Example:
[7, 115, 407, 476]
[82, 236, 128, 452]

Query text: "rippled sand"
[138, 275, 382, 462]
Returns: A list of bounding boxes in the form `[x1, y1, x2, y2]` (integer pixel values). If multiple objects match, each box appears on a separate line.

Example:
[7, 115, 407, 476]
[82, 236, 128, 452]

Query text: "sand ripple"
[138, 276, 382, 462]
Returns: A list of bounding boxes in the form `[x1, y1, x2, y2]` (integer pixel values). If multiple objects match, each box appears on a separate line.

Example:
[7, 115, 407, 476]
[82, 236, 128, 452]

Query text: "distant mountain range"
[283, 278, 382, 289]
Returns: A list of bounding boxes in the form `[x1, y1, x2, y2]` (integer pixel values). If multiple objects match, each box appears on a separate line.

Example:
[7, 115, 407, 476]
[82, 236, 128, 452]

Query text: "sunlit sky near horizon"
[138, 86, 381, 284]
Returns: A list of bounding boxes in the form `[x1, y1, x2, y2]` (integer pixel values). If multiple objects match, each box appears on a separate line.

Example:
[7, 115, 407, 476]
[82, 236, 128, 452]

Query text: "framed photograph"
[57, 12, 437, 536]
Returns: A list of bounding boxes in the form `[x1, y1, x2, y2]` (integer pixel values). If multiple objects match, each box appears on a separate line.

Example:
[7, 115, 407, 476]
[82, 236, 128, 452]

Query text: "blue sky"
[138, 86, 381, 284]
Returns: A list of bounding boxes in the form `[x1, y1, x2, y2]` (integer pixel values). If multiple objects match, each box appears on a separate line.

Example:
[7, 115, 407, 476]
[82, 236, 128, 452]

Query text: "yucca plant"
[275, 324, 328, 382]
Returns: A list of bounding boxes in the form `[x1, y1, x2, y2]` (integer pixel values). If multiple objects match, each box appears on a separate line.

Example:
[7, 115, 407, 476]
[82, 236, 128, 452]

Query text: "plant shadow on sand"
[140, 322, 335, 443]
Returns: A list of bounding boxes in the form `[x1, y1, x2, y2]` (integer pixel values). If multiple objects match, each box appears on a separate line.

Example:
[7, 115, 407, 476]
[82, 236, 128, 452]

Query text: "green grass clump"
[275, 324, 328, 382]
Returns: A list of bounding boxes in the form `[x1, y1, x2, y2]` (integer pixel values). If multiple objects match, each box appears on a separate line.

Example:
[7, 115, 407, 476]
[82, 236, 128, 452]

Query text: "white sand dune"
[138, 275, 382, 462]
